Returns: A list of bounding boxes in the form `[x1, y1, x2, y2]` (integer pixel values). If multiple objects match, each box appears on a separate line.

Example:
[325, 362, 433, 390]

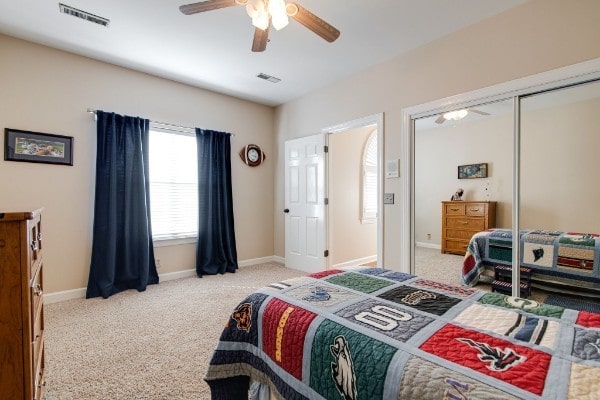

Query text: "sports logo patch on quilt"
[309, 319, 397, 400]
[412, 279, 477, 297]
[522, 242, 554, 267]
[420, 324, 551, 395]
[454, 303, 559, 349]
[572, 328, 600, 362]
[398, 357, 520, 400]
[325, 272, 395, 294]
[377, 286, 460, 316]
[285, 282, 360, 309]
[557, 245, 595, 271]
[560, 233, 599, 247]
[262, 298, 317, 380]
[335, 298, 434, 342]
[479, 292, 564, 318]
[222, 292, 268, 345]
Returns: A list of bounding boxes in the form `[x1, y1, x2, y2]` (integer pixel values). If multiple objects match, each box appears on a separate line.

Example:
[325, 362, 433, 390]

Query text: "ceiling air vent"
[257, 73, 281, 83]
[59, 3, 110, 27]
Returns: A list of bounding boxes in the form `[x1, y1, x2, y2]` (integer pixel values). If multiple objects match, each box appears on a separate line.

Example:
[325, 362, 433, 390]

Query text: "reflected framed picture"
[4, 128, 73, 166]
[458, 163, 487, 179]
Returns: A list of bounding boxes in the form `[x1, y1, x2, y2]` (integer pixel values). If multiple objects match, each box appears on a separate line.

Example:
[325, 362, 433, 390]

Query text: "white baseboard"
[416, 242, 441, 250]
[44, 288, 88, 304]
[44, 255, 288, 304]
[332, 255, 377, 269]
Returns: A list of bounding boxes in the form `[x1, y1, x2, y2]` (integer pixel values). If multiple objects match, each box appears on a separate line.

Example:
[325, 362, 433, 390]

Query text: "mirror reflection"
[413, 99, 514, 284]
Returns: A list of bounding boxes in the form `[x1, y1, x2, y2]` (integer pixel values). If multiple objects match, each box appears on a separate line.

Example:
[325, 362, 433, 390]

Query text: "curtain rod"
[86, 108, 235, 136]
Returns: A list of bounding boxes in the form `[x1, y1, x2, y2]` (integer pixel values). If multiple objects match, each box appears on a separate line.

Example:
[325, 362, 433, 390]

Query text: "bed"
[462, 229, 600, 294]
[204, 266, 600, 399]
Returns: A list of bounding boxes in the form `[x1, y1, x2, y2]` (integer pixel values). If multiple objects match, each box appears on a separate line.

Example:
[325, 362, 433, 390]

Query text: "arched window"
[361, 130, 377, 223]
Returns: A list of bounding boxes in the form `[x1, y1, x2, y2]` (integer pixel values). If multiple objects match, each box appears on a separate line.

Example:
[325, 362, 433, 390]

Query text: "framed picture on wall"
[4, 128, 73, 166]
[458, 163, 487, 179]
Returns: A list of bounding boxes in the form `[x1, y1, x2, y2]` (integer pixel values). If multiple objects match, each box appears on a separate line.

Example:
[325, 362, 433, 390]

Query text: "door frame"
[321, 113, 385, 270]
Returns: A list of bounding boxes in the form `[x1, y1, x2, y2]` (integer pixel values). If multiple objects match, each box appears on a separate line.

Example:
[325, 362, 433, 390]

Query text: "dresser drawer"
[465, 203, 487, 216]
[443, 239, 470, 254]
[445, 229, 477, 241]
[445, 218, 485, 231]
[444, 203, 465, 215]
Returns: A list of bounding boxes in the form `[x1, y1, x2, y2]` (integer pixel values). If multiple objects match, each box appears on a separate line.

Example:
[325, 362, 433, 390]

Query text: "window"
[148, 128, 198, 241]
[361, 130, 378, 223]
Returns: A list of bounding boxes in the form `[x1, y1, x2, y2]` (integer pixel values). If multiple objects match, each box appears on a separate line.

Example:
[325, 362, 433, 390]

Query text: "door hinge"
[324, 250, 329, 257]
[324, 145, 329, 153]
[324, 197, 329, 205]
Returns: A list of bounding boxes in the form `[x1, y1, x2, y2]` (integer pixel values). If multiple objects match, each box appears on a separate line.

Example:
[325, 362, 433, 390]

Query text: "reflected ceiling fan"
[179, 0, 340, 52]
[435, 108, 490, 124]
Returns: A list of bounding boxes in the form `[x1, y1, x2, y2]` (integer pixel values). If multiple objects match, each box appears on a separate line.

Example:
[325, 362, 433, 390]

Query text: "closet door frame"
[400, 58, 600, 297]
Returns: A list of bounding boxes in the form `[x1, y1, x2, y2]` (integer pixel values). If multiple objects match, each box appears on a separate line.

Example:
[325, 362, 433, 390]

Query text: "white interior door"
[284, 134, 326, 273]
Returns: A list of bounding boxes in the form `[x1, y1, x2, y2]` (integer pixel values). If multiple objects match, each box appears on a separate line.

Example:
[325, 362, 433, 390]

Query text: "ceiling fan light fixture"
[269, 0, 289, 30]
[443, 109, 469, 121]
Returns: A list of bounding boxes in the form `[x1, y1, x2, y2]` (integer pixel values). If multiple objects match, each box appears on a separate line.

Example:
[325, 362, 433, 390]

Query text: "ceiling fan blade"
[252, 26, 269, 52]
[286, 2, 340, 43]
[179, 0, 238, 15]
[468, 108, 490, 116]
[435, 115, 446, 124]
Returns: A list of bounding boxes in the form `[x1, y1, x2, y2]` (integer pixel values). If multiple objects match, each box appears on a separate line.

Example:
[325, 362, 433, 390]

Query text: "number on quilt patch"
[355, 305, 412, 331]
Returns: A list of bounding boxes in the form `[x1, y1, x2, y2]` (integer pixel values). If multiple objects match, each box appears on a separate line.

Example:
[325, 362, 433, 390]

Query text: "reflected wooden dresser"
[0, 209, 45, 400]
[441, 201, 496, 255]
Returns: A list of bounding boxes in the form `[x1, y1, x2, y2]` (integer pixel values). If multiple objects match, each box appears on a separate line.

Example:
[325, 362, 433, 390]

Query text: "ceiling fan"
[179, 0, 340, 52]
[435, 108, 490, 124]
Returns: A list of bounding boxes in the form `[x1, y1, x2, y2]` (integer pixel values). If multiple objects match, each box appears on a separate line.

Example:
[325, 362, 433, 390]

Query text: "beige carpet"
[43, 263, 306, 400]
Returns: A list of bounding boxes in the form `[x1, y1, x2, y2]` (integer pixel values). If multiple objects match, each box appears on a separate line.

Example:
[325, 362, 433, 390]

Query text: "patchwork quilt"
[462, 229, 600, 288]
[204, 266, 600, 399]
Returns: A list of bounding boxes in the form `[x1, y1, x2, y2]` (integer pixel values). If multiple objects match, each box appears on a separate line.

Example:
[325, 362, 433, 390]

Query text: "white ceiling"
[0, 0, 527, 106]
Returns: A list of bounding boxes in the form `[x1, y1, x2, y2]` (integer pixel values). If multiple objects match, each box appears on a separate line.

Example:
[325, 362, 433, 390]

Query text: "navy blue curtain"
[195, 129, 238, 276]
[86, 111, 159, 299]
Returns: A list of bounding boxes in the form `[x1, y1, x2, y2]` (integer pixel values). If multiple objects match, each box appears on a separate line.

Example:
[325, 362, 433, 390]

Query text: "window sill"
[153, 237, 197, 247]
[360, 218, 376, 224]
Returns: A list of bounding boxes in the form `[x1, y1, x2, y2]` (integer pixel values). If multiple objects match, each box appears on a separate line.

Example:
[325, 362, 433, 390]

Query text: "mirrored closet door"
[413, 99, 514, 283]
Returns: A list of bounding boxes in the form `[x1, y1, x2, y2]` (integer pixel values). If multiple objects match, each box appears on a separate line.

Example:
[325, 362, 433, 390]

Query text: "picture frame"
[4, 128, 73, 166]
[458, 162, 487, 179]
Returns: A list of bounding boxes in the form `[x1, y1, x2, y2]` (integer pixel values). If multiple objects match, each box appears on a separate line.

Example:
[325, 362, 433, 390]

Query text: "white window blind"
[361, 131, 378, 222]
[149, 129, 198, 240]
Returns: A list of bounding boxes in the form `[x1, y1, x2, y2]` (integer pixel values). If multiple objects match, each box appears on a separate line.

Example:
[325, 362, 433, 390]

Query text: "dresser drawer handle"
[450, 208, 460, 211]
[470, 208, 480, 212]
[34, 284, 43, 296]
[461, 221, 469, 225]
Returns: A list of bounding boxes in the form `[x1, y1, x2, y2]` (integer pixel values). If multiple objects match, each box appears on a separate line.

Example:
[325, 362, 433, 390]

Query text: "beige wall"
[521, 96, 600, 232]
[329, 127, 377, 265]
[273, 0, 600, 267]
[0, 35, 275, 294]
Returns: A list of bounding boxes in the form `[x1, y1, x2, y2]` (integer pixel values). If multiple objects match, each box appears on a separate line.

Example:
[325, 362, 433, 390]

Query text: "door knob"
[284, 209, 290, 213]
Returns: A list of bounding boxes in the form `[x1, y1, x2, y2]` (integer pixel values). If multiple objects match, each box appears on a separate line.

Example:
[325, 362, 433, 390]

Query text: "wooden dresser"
[0, 209, 45, 400]
[441, 201, 496, 255]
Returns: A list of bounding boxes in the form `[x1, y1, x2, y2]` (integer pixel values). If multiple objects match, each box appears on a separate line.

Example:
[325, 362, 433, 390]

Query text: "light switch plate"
[383, 193, 394, 204]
